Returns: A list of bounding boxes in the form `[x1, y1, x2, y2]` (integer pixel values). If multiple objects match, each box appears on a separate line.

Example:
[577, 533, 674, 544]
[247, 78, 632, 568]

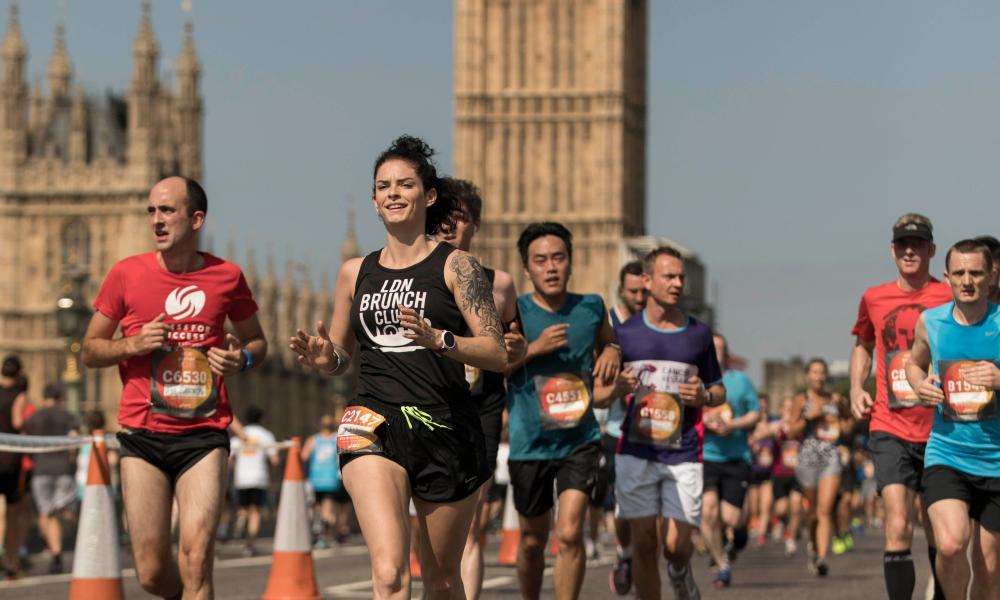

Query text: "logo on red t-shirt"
[165, 285, 206, 320]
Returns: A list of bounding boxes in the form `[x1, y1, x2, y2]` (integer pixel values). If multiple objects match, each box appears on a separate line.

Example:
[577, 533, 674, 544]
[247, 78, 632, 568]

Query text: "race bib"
[625, 385, 683, 449]
[465, 364, 482, 393]
[781, 440, 800, 468]
[150, 346, 218, 419]
[886, 350, 924, 409]
[940, 360, 998, 422]
[336, 406, 386, 454]
[535, 373, 591, 431]
[755, 445, 774, 468]
[241, 437, 259, 457]
[816, 413, 841, 443]
[704, 402, 733, 425]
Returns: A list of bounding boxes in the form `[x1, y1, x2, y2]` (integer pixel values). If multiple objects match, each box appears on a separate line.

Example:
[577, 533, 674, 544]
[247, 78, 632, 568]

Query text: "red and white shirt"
[93, 252, 258, 434]
[851, 279, 951, 442]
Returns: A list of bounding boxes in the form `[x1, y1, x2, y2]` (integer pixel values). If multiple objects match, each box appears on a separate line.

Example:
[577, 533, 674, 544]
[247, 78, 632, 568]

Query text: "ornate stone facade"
[0, 2, 352, 439]
[453, 0, 648, 297]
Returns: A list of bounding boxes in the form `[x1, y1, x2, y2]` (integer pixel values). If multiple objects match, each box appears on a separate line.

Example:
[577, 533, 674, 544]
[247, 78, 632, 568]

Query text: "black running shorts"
[589, 433, 618, 509]
[923, 465, 1000, 533]
[771, 475, 800, 500]
[117, 428, 230, 483]
[703, 460, 752, 508]
[509, 442, 600, 517]
[338, 399, 490, 503]
[478, 393, 504, 475]
[870, 431, 926, 493]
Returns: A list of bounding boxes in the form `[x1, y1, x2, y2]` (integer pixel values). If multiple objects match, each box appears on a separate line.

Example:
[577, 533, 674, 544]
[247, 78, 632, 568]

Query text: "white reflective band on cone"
[273, 479, 311, 553]
[72, 485, 122, 579]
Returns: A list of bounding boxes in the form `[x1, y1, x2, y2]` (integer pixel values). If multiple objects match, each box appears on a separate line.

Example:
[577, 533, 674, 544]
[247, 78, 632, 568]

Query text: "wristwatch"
[435, 330, 457, 353]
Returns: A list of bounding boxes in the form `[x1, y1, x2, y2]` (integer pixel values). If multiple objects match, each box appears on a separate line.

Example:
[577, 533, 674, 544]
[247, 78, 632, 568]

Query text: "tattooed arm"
[440, 250, 508, 372]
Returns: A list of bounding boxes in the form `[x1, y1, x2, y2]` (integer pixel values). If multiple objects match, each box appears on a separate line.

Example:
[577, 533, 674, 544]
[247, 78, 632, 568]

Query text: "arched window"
[62, 219, 90, 271]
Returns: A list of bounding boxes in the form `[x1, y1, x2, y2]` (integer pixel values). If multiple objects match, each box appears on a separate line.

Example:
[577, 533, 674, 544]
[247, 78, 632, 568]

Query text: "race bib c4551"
[150, 346, 217, 419]
[336, 406, 386, 454]
[535, 373, 591, 431]
[940, 360, 998, 422]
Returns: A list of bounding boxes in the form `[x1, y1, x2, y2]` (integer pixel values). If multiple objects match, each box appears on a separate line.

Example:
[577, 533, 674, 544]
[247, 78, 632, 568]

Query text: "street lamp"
[56, 274, 90, 415]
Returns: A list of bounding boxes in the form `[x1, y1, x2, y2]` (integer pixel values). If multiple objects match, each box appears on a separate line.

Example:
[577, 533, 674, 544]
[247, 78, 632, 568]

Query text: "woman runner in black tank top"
[291, 136, 507, 599]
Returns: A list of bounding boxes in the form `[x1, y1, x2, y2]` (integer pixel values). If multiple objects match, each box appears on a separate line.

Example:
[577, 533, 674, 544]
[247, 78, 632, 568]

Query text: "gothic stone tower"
[453, 0, 647, 296]
[0, 1, 202, 421]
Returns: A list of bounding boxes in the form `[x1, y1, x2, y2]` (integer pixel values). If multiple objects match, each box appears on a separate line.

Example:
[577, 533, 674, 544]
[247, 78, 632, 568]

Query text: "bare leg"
[552, 489, 589, 600]
[174, 448, 227, 600]
[971, 523, 1000, 600]
[628, 516, 659, 600]
[815, 474, 840, 561]
[415, 491, 479, 600]
[928, 499, 972, 600]
[121, 457, 183, 598]
[516, 511, 551, 600]
[343, 455, 411, 600]
[701, 489, 727, 568]
[460, 480, 490, 600]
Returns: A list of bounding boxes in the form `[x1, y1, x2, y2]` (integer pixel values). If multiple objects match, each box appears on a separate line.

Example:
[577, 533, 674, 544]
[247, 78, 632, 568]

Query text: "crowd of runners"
[0, 134, 998, 600]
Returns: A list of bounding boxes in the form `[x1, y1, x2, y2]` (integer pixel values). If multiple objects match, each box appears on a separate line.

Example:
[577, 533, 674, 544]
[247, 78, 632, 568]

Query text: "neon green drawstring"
[400, 406, 453, 431]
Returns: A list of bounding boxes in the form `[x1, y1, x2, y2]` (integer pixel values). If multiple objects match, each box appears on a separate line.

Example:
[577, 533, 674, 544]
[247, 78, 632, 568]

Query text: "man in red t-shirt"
[82, 176, 267, 599]
[849, 213, 951, 600]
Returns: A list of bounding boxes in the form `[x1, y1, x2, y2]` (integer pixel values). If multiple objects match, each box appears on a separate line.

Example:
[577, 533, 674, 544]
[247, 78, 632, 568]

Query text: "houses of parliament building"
[0, 2, 351, 438]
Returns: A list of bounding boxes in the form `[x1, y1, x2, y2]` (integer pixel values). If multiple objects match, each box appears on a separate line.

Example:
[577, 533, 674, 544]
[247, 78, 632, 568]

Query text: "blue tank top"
[308, 434, 342, 492]
[924, 302, 1000, 477]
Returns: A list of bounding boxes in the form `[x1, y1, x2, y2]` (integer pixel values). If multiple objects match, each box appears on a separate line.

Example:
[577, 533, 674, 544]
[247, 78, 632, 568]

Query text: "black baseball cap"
[892, 222, 933, 243]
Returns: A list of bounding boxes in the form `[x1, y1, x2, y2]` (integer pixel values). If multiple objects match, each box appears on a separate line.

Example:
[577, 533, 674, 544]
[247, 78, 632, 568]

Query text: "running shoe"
[609, 556, 633, 595]
[816, 559, 829, 577]
[784, 538, 797, 556]
[668, 563, 701, 600]
[755, 532, 767, 547]
[843, 533, 855, 552]
[831, 536, 846, 555]
[49, 554, 64, 574]
[714, 565, 732, 589]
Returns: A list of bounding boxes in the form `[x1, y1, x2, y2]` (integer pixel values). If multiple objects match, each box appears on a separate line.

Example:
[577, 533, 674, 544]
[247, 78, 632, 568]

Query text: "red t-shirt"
[851, 279, 951, 442]
[93, 252, 258, 434]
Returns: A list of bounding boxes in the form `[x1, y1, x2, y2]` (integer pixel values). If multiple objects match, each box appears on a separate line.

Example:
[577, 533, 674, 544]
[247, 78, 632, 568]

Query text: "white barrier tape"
[0, 433, 296, 453]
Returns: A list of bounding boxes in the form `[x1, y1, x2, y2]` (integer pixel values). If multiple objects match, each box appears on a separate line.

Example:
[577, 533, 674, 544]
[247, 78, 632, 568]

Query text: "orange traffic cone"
[262, 438, 321, 600]
[69, 431, 124, 600]
[497, 483, 519, 566]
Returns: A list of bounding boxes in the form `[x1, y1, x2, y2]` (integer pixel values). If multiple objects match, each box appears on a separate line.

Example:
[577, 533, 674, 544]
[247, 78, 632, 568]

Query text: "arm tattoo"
[450, 253, 505, 348]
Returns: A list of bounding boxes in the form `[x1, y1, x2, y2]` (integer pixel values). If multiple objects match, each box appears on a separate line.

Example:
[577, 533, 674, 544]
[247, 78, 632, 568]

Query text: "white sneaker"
[784, 538, 797, 556]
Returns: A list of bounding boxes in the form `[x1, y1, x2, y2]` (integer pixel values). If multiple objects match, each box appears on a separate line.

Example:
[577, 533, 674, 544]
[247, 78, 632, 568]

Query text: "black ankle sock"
[884, 550, 915, 600]
[733, 527, 749, 551]
[928, 546, 946, 600]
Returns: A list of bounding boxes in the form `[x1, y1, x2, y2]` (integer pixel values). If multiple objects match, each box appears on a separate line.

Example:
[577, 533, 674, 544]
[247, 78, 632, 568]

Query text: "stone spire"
[340, 204, 361, 264]
[69, 84, 87, 163]
[128, 0, 158, 178]
[175, 0, 202, 180]
[0, 1, 28, 176]
[47, 20, 72, 99]
[2, 1, 26, 71]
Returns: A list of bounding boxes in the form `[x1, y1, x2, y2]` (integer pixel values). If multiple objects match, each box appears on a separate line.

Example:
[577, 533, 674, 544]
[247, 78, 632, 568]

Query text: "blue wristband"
[240, 348, 253, 372]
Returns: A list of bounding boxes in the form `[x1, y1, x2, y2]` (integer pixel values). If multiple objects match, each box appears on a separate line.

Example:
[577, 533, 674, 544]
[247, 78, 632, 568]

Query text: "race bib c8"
[150, 346, 218, 419]
[336, 405, 386, 454]
[535, 372, 592, 431]
[940, 360, 998, 422]
[886, 350, 924, 409]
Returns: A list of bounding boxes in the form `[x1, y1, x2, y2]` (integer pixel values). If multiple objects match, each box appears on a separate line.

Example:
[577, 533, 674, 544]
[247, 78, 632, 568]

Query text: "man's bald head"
[151, 176, 208, 217]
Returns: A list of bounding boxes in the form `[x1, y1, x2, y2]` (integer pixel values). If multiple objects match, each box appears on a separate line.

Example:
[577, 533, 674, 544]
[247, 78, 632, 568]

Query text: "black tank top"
[350, 243, 471, 410]
[467, 268, 506, 413]
[0, 382, 24, 473]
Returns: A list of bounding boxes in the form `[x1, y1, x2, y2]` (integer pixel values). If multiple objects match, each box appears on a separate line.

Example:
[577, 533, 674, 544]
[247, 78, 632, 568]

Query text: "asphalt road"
[0, 523, 932, 599]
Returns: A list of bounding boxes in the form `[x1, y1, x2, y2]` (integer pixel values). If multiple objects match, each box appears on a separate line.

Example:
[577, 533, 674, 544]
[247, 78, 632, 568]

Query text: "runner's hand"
[678, 375, 707, 407]
[529, 323, 569, 357]
[612, 367, 638, 398]
[962, 361, 1000, 390]
[398, 305, 441, 349]
[849, 387, 873, 420]
[125, 312, 169, 357]
[706, 416, 733, 437]
[915, 374, 945, 405]
[208, 334, 243, 377]
[290, 321, 338, 372]
[593, 343, 622, 384]
[504, 321, 528, 365]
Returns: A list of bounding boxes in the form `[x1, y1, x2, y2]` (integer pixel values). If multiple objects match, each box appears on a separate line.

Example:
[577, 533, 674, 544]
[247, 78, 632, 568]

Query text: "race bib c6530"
[337, 405, 386, 454]
[535, 373, 592, 431]
[940, 360, 998, 422]
[150, 346, 217, 419]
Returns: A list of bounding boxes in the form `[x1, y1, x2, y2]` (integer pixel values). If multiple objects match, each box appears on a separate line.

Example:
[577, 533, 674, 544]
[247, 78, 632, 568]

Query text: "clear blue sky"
[16, 1, 1000, 384]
